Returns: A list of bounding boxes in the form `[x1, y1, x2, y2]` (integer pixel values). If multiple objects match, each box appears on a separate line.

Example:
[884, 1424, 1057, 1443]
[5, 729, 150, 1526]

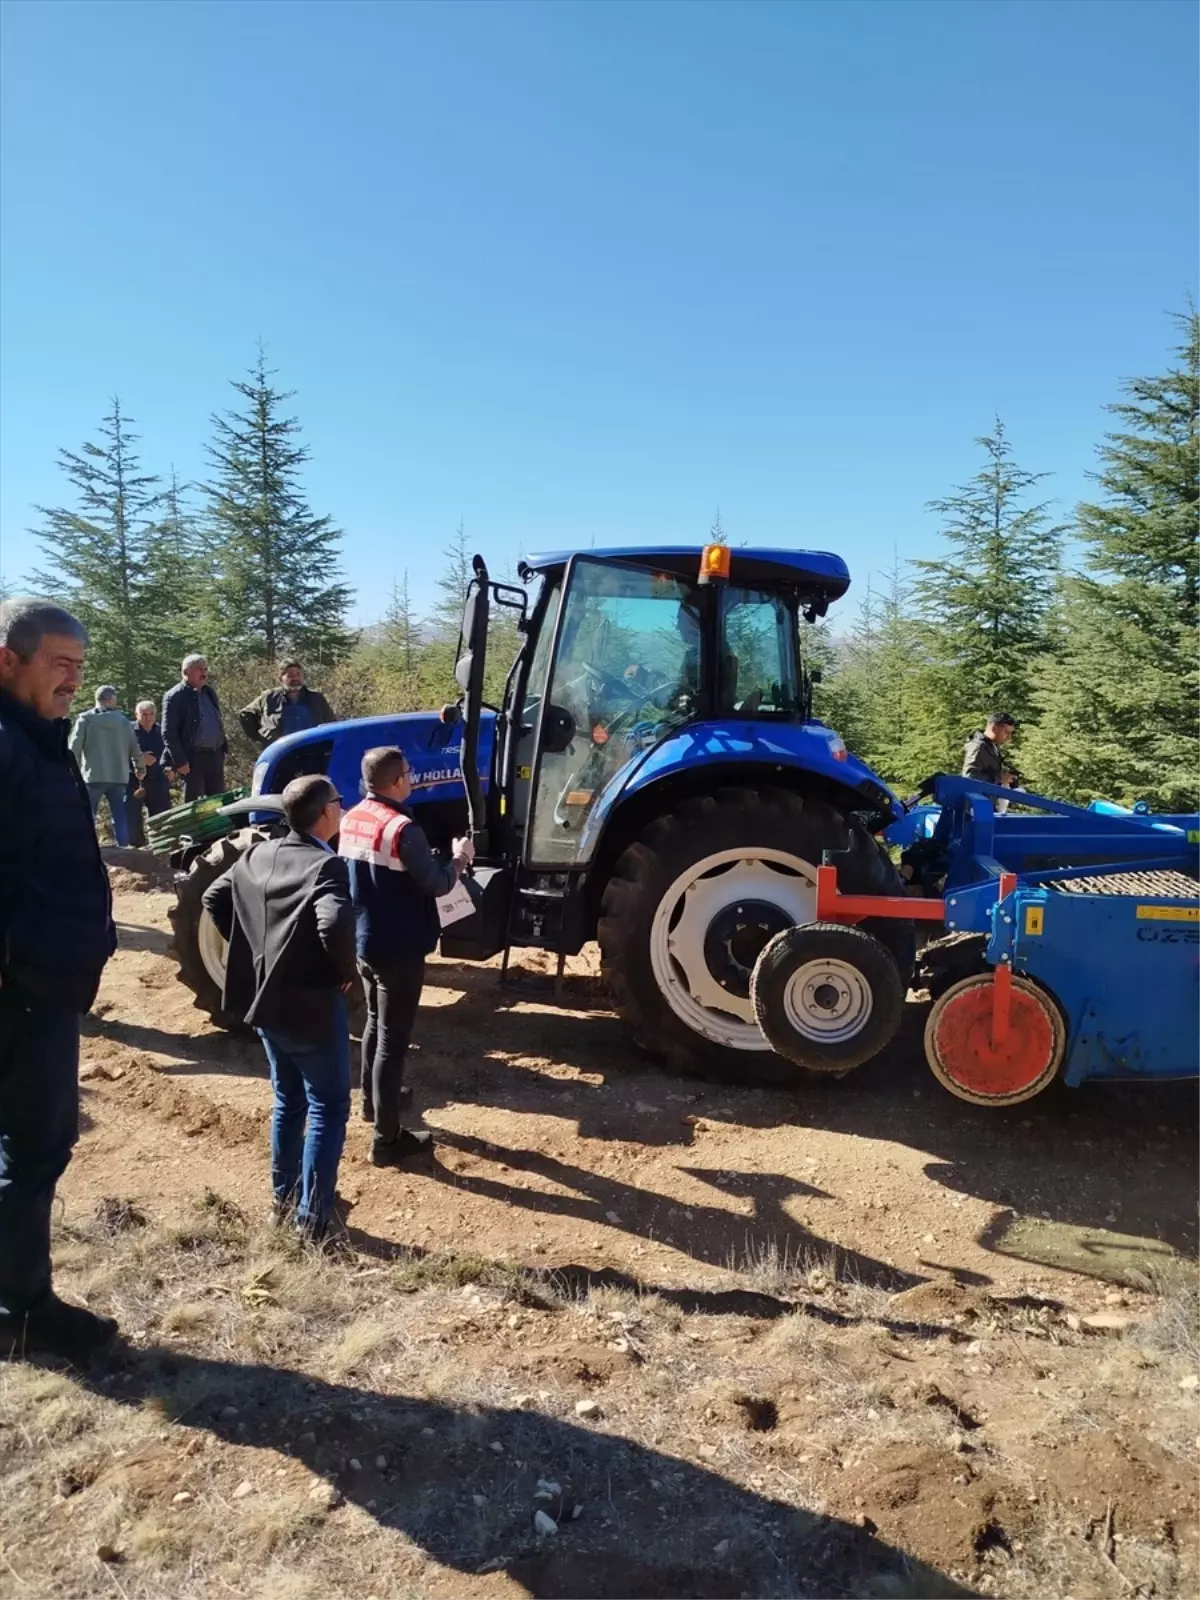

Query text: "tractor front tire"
[598, 786, 914, 1085]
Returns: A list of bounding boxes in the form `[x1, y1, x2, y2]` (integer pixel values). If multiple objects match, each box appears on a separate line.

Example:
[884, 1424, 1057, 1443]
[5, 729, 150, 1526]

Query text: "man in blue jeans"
[202, 775, 356, 1241]
[70, 685, 145, 847]
[0, 597, 119, 1360]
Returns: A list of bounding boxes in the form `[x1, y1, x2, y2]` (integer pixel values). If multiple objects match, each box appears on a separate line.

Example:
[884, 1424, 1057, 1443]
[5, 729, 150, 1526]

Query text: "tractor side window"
[520, 579, 561, 727]
[526, 560, 699, 867]
[718, 589, 801, 716]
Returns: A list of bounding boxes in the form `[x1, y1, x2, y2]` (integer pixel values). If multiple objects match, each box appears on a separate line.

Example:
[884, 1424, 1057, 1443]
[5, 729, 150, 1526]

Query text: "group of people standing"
[68, 654, 337, 846]
[0, 594, 469, 1360]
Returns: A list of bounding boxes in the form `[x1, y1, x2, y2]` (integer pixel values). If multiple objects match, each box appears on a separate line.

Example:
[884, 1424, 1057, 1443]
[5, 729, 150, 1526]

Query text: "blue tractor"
[168, 544, 914, 1081]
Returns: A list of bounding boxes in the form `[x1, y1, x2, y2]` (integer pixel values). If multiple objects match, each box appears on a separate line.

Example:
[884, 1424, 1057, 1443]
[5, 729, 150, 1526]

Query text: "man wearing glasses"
[340, 747, 474, 1167]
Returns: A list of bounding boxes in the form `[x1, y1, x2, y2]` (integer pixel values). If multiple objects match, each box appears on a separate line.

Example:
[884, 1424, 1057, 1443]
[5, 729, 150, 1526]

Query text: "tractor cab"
[442, 543, 875, 980]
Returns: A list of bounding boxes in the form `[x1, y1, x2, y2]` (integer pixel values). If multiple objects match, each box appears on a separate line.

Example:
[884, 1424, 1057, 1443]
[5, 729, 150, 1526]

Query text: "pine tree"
[912, 422, 1066, 770]
[204, 348, 354, 666]
[1025, 312, 1199, 809]
[383, 572, 420, 671]
[433, 520, 472, 638]
[141, 467, 206, 668]
[30, 398, 161, 709]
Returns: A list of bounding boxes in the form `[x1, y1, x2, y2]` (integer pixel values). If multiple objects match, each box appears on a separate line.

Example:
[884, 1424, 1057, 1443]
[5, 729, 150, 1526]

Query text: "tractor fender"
[576, 719, 902, 864]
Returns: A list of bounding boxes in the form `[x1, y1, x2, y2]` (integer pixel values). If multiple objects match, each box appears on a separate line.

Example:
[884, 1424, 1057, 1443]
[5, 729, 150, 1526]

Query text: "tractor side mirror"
[455, 652, 474, 694]
[540, 704, 576, 754]
[810, 668, 823, 685]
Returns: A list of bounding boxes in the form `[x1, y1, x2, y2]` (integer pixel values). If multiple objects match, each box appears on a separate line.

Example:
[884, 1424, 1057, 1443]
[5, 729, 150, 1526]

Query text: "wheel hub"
[782, 957, 874, 1042]
[702, 900, 794, 1000]
[649, 849, 819, 1052]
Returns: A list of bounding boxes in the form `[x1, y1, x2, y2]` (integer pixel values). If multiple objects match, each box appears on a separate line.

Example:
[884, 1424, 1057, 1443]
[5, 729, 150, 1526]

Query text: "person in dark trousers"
[239, 661, 336, 749]
[339, 747, 473, 1167]
[125, 699, 174, 847]
[962, 712, 1019, 788]
[202, 775, 357, 1241]
[163, 654, 228, 801]
[0, 596, 118, 1361]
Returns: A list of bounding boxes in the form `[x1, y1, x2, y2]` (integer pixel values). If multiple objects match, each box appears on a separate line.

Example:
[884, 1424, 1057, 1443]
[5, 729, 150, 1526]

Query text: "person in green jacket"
[70, 687, 145, 848]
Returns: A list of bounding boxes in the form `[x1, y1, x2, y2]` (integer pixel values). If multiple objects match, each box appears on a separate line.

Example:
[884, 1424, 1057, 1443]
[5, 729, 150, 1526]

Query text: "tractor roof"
[519, 546, 850, 602]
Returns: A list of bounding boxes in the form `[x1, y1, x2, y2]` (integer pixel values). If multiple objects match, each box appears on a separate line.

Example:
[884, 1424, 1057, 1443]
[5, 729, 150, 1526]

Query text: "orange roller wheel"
[924, 971, 1065, 1106]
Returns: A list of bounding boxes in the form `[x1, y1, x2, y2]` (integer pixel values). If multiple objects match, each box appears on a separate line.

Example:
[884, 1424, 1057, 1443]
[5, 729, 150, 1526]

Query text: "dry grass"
[0, 1190, 1193, 1600]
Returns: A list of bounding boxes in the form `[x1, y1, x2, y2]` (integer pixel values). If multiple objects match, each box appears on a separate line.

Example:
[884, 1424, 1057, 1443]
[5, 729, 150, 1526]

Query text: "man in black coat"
[0, 597, 118, 1360]
[239, 661, 336, 748]
[163, 653, 229, 801]
[126, 698, 175, 847]
[202, 775, 357, 1241]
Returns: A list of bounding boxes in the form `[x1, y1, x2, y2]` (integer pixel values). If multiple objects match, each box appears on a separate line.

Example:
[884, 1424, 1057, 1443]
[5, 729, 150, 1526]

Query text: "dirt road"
[1, 863, 1196, 1599]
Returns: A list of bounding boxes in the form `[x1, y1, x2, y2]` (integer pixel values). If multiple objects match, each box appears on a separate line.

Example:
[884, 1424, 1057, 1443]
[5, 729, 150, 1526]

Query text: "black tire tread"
[751, 922, 904, 1073]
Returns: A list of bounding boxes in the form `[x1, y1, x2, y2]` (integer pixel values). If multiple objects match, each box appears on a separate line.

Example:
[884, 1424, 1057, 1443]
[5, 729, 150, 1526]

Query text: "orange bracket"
[990, 873, 1019, 1046]
[815, 864, 947, 925]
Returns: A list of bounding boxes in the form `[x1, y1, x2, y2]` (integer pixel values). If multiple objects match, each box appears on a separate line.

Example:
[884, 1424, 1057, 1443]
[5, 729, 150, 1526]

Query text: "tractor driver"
[962, 712, 1018, 789]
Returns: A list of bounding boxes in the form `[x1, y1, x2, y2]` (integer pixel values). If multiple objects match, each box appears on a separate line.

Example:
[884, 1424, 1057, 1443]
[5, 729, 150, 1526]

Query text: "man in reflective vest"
[339, 746, 474, 1166]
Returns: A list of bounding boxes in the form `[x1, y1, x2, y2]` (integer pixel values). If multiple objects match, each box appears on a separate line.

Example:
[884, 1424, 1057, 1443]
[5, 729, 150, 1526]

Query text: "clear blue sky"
[1, 0, 1195, 625]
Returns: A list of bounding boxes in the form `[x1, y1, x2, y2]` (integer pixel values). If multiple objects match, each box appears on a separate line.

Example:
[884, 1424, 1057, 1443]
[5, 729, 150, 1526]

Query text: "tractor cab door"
[523, 556, 703, 870]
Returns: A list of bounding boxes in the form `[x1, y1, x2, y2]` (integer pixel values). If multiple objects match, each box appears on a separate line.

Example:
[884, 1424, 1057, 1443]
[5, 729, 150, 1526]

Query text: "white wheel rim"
[198, 909, 229, 991]
[782, 956, 874, 1043]
[649, 847, 818, 1051]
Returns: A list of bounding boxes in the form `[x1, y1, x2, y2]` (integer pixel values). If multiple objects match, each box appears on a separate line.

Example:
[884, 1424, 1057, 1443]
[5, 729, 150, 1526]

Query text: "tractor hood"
[251, 709, 495, 807]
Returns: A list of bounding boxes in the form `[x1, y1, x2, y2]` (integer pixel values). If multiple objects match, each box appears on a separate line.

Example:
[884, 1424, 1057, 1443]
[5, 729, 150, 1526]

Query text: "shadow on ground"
[79, 1345, 974, 1599]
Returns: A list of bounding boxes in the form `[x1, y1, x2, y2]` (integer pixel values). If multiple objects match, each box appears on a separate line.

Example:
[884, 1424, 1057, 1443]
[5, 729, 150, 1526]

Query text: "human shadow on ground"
[86, 958, 1199, 1264]
[428, 1128, 917, 1294]
[77, 1345, 974, 1599]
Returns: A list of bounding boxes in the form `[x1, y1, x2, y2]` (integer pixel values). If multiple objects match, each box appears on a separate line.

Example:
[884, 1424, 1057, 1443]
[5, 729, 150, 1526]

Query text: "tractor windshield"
[526, 559, 700, 865]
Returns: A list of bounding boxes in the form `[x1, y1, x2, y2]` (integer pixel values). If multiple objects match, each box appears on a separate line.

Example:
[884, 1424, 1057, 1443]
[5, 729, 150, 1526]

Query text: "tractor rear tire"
[169, 829, 369, 1038]
[168, 830, 266, 1031]
[598, 786, 914, 1085]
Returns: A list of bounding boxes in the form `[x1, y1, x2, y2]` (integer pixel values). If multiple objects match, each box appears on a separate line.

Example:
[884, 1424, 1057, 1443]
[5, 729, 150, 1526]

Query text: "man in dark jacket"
[339, 747, 473, 1167]
[163, 654, 228, 801]
[962, 712, 1018, 789]
[202, 775, 357, 1240]
[0, 597, 118, 1360]
[126, 699, 174, 847]
[239, 661, 336, 748]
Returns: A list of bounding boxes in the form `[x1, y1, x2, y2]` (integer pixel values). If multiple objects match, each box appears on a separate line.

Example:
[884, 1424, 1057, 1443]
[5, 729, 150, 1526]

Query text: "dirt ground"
[1, 856, 1197, 1600]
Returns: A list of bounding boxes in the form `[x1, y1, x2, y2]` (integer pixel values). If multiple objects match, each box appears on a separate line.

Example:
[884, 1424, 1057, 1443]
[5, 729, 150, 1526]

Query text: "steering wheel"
[582, 661, 655, 705]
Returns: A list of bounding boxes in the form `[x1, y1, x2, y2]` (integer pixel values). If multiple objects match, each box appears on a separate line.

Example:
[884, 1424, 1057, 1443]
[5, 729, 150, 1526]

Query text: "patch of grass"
[328, 1319, 391, 1377]
[388, 1247, 562, 1308]
[168, 1189, 250, 1251]
[162, 1301, 214, 1333]
[129, 1513, 194, 1566]
[1131, 1265, 1200, 1365]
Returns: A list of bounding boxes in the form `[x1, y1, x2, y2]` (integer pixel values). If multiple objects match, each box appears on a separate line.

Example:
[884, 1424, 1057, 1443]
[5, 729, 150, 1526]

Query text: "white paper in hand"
[436, 878, 475, 929]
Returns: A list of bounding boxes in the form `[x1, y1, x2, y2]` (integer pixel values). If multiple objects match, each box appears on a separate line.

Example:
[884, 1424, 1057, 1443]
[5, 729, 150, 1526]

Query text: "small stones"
[697, 1443, 718, 1461]
[172, 1491, 192, 1505]
[232, 1480, 254, 1500]
[534, 1508, 559, 1536]
[96, 1545, 123, 1563]
[308, 1481, 344, 1510]
[375, 1454, 389, 1470]
[219, 1405, 239, 1421]
[574, 1399, 601, 1420]
[713, 1539, 731, 1557]
[1179, 1373, 1199, 1392]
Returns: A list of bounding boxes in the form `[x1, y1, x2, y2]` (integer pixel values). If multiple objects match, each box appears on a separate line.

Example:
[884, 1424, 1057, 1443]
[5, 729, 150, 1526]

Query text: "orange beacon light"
[697, 543, 731, 585]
